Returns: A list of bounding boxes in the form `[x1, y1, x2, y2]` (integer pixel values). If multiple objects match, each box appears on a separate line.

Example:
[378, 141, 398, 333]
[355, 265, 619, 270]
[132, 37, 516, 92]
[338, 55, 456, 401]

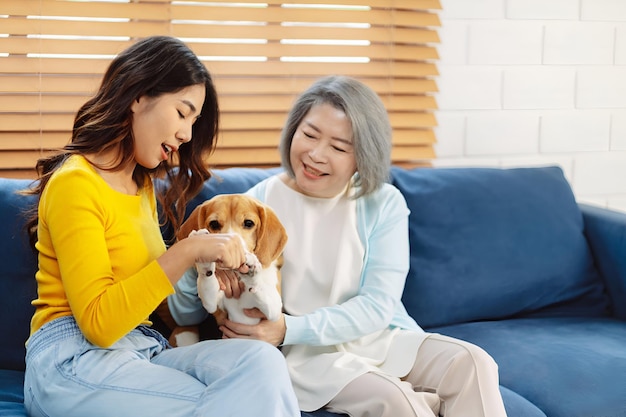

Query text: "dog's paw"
[188, 228, 209, 238]
[197, 267, 221, 314]
[195, 261, 216, 278]
[243, 252, 261, 276]
[252, 285, 283, 322]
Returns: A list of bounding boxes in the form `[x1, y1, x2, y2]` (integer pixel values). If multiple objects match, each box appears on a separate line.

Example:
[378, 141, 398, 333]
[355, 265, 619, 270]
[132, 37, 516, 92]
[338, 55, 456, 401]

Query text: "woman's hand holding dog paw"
[193, 232, 247, 269]
[157, 232, 247, 287]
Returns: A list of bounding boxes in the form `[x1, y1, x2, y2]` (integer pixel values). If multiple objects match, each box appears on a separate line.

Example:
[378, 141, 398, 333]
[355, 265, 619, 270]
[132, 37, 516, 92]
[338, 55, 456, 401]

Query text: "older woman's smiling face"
[288, 103, 357, 198]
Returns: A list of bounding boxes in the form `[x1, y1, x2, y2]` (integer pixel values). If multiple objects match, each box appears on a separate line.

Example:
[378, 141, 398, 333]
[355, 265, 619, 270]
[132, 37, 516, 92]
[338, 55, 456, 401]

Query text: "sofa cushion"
[391, 166, 609, 328]
[432, 317, 626, 417]
[0, 370, 27, 417]
[0, 179, 38, 371]
[499, 386, 547, 417]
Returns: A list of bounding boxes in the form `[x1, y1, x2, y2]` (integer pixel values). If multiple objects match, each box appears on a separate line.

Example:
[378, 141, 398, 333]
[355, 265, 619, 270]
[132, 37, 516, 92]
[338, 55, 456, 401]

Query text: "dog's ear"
[253, 200, 288, 266]
[177, 202, 209, 241]
[177, 207, 199, 241]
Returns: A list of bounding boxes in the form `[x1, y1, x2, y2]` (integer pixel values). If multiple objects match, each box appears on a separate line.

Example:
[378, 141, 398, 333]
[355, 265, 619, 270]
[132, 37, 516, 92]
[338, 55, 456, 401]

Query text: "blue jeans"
[24, 316, 300, 417]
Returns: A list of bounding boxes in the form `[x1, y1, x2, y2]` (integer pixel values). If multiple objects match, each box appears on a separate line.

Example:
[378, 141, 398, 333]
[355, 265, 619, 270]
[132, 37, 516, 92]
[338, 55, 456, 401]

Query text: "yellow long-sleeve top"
[30, 155, 175, 347]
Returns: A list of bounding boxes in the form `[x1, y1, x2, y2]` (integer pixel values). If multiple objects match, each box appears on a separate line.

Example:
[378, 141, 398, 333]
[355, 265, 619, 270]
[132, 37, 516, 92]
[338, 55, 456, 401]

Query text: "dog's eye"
[243, 219, 255, 229]
[208, 220, 221, 231]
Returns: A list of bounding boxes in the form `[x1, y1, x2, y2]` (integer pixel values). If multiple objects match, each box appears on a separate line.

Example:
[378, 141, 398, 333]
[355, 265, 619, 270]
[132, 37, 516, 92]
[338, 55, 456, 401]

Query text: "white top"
[256, 176, 427, 411]
[269, 177, 363, 314]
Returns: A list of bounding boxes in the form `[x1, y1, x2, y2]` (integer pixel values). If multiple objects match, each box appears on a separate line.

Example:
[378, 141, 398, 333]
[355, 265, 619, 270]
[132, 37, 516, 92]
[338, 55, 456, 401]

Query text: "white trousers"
[325, 333, 508, 417]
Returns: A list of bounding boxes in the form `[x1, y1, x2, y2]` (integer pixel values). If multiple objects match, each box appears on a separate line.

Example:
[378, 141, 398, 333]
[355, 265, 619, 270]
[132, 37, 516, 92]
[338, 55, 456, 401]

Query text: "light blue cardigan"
[168, 176, 423, 346]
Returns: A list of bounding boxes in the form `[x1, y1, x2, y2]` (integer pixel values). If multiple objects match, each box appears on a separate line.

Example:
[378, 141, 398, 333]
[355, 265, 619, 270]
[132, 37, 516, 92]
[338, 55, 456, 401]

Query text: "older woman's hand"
[220, 311, 287, 347]
[215, 269, 245, 299]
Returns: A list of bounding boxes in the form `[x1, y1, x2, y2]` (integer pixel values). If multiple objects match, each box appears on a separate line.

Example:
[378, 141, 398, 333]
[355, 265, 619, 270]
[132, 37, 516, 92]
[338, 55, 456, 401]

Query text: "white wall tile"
[577, 67, 626, 108]
[582, 0, 626, 21]
[506, 0, 579, 20]
[544, 22, 615, 65]
[435, 66, 502, 110]
[615, 25, 626, 65]
[434, 112, 466, 157]
[577, 196, 608, 209]
[437, 21, 469, 64]
[573, 153, 626, 195]
[468, 21, 544, 64]
[503, 68, 576, 109]
[431, 157, 502, 168]
[610, 111, 626, 150]
[435, 2, 626, 211]
[439, 0, 505, 19]
[540, 111, 611, 153]
[466, 112, 539, 155]
[607, 196, 626, 212]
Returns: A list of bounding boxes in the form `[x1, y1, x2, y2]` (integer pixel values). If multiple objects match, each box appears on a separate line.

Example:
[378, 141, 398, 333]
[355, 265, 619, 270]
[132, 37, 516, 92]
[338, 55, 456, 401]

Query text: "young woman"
[22, 36, 299, 417]
[220, 75, 509, 417]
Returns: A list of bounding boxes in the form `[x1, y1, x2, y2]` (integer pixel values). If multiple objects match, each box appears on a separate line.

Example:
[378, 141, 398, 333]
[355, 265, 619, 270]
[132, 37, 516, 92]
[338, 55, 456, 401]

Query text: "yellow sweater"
[30, 155, 175, 347]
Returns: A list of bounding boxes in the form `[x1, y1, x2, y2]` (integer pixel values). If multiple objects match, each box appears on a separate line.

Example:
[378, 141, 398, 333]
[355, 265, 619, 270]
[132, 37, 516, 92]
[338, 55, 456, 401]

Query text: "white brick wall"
[434, 0, 626, 212]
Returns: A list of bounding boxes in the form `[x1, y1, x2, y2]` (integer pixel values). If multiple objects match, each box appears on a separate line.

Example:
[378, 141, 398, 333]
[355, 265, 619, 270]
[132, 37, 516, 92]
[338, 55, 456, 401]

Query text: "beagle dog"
[177, 194, 288, 327]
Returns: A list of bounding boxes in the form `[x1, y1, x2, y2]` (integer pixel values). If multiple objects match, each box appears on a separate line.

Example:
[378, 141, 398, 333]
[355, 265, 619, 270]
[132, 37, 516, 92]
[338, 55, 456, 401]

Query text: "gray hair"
[279, 75, 392, 197]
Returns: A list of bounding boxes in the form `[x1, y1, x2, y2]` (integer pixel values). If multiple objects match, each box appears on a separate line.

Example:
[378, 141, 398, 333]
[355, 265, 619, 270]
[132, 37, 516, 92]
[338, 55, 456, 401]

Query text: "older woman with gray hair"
[222, 75, 509, 417]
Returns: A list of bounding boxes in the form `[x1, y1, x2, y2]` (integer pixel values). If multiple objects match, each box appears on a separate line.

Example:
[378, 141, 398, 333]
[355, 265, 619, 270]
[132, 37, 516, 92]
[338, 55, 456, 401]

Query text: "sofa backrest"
[391, 166, 610, 329]
[164, 166, 610, 330]
[0, 178, 38, 371]
[3, 166, 611, 371]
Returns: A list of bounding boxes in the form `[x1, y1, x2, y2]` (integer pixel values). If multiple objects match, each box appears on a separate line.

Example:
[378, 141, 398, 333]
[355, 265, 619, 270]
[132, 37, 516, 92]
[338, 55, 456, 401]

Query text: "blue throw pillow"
[391, 166, 609, 328]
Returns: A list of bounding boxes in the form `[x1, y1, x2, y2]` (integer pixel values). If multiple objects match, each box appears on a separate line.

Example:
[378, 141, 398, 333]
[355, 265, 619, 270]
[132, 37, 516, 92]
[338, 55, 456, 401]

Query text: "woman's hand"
[220, 311, 287, 347]
[215, 269, 245, 299]
[191, 232, 247, 269]
[158, 232, 249, 287]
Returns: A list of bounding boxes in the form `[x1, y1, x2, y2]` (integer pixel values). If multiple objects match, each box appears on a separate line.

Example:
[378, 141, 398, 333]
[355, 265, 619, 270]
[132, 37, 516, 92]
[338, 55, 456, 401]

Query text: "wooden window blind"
[0, 0, 441, 179]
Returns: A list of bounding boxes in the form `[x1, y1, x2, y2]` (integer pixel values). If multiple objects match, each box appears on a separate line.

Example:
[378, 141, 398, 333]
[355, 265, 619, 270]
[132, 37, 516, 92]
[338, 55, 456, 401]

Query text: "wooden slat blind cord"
[0, 0, 441, 178]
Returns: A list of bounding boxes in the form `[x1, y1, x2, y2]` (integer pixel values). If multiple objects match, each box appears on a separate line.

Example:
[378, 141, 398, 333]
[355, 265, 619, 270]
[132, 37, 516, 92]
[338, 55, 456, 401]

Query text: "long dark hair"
[23, 36, 219, 248]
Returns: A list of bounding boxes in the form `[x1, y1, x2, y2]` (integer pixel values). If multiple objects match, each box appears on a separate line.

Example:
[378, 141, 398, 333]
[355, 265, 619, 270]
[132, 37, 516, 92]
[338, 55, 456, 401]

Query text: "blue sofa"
[1, 165, 625, 417]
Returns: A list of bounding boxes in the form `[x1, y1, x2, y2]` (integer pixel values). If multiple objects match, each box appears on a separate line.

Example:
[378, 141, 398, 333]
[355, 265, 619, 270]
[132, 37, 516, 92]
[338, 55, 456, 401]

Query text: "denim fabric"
[24, 316, 299, 417]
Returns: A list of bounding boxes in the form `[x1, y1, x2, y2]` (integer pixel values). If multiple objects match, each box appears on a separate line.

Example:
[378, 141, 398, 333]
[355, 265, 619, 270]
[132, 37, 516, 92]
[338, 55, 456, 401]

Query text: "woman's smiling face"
[130, 84, 205, 169]
[288, 103, 357, 198]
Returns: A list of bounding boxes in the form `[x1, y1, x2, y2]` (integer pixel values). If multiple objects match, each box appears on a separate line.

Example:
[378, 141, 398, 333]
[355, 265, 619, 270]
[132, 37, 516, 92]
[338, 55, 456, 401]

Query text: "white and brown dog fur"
[171, 194, 287, 345]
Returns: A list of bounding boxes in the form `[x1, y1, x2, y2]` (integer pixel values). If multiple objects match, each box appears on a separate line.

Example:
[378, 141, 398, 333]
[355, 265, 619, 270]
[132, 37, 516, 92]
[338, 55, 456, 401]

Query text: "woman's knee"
[375, 381, 419, 415]
[241, 339, 284, 361]
[330, 373, 434, 417]
[235, 340, 289, 374]
[449, 342, 499, 377]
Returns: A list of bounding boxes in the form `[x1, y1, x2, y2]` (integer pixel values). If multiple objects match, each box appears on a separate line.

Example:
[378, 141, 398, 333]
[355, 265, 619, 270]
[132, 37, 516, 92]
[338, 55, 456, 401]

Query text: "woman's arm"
[42, 170, 172, 346]
[166, 267, 208, 326]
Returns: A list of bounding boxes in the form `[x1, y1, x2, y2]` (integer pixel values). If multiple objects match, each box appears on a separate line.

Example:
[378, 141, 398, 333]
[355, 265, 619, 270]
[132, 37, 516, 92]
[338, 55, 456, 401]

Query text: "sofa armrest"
[580, 203, 626, 321]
